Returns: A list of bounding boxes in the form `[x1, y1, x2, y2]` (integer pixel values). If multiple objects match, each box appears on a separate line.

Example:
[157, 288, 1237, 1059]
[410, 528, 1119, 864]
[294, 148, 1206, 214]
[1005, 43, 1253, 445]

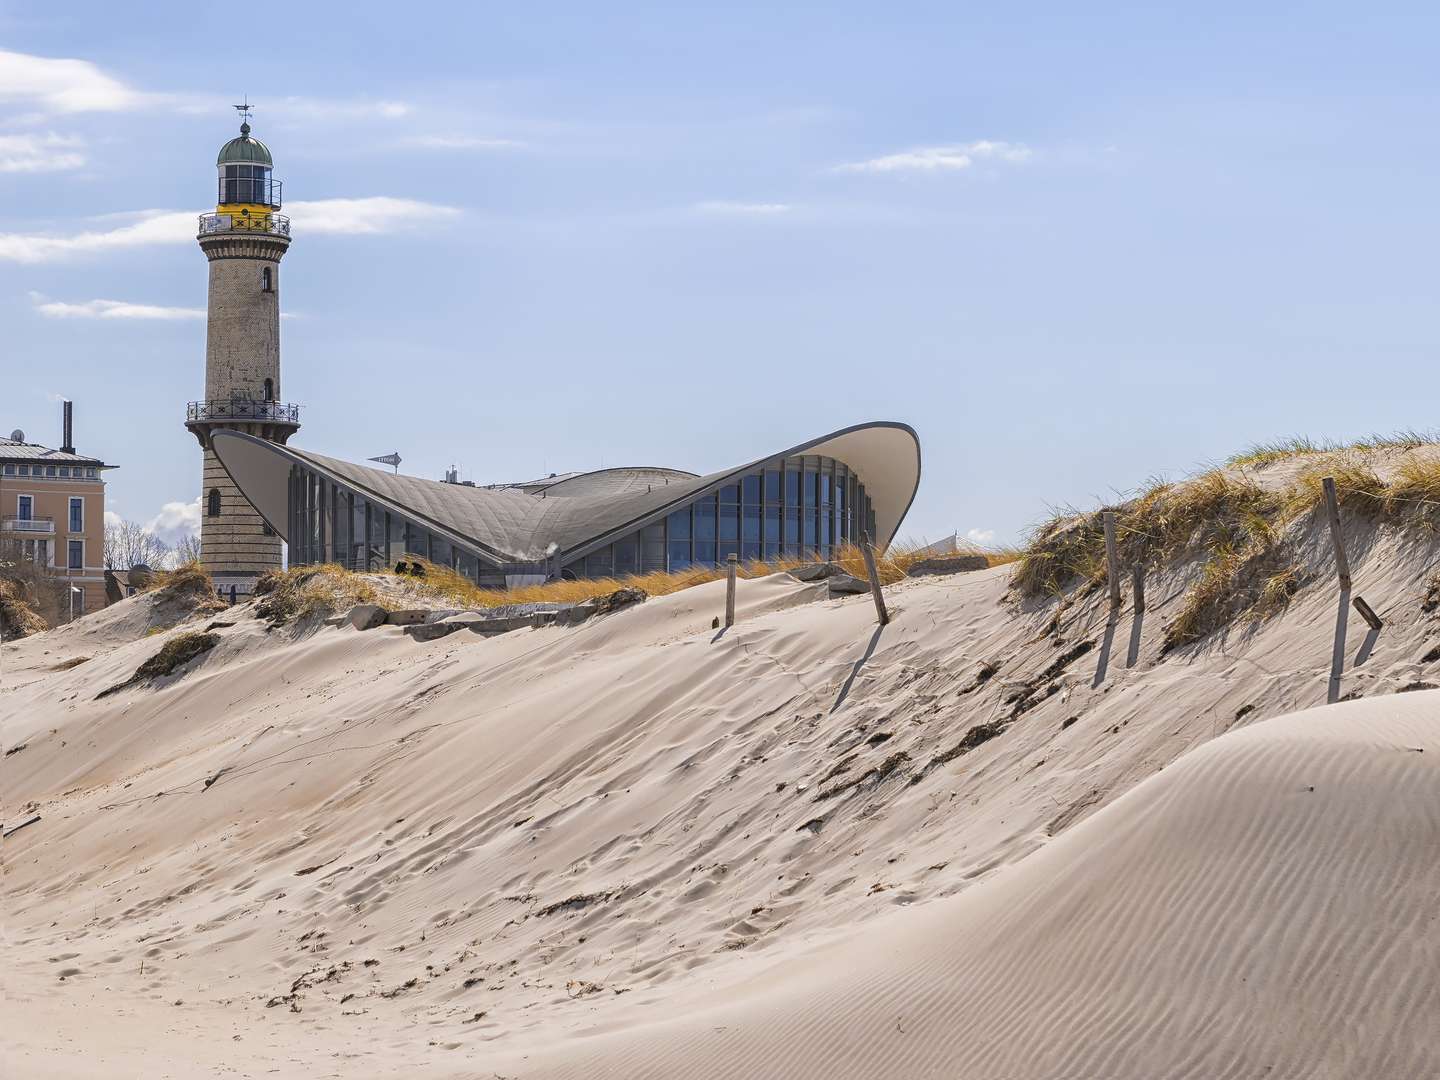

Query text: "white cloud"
[29, 291, 204, 320]
[694, 200, 792, 216]
[403, 134, 521, 150]
[0, 198, 459, 262]
[145, 499, 201, 546]
[288, 196, 460, 234]
[0, 48, 147, 113]
[103, 510, 123, 529]
[966, 528, 996, 545]
[275, 96, 413, 120]
[0, 209, 196, 263]
[0, 132, 85, 172]
[835, 140, 1032, 174]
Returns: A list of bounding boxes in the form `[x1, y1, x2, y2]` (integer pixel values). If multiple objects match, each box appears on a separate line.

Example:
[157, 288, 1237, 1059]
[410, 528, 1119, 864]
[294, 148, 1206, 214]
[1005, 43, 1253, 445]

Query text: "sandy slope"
[3, 531, 1439, 1078]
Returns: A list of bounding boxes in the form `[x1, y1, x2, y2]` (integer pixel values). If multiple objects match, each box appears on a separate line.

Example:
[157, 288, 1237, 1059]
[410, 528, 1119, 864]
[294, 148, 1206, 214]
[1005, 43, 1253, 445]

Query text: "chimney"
[61, 400, 74, 455]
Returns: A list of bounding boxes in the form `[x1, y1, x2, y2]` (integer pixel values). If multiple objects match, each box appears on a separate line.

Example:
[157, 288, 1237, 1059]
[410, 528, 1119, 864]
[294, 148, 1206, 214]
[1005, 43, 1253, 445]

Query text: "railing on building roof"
[185, 400, 301, 425]
[197, 212, 291, 238]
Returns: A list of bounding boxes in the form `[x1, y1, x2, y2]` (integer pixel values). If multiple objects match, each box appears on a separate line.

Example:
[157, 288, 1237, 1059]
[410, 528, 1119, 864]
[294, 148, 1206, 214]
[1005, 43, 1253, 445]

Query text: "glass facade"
[284, 454, 877, 588]
[566, 455, 875, 580]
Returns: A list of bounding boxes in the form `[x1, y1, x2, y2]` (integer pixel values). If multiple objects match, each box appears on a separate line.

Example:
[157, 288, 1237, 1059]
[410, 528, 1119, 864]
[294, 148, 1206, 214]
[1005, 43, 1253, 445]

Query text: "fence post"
[725, 553, 738, 628]
[1322, 476, 1351, 704]
[860, 532, 890, 626]
[1103, 511, 1122, 611]
[1132, 563, 1146, 614]
[1322, 477, 1351, 591]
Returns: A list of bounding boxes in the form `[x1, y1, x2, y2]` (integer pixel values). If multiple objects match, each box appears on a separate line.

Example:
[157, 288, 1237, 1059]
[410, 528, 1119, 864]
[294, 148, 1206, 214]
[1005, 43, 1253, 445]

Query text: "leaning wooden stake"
[1103, 511, 1122, 611]
[725, 553, 738, 628]
[860, 532, 890, 626]
[1132, 563, 1146, 614]
[1353, 595, 1382, 631]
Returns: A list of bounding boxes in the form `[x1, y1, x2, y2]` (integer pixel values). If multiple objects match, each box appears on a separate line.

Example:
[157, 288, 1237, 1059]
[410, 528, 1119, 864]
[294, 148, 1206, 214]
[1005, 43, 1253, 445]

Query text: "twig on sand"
[3, 814, 41, 838]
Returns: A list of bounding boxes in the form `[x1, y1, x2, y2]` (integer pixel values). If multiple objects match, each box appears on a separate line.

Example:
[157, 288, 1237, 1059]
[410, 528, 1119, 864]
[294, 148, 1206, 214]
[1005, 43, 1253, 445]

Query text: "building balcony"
[197, 212, 291, 238]
[186, 400, 301, 426]
[2, 516, 55, 534]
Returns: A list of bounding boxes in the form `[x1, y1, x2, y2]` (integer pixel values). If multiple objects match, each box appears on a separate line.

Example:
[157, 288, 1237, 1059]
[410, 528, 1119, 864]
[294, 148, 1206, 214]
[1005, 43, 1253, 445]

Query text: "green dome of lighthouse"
[217, 122, 273, 167]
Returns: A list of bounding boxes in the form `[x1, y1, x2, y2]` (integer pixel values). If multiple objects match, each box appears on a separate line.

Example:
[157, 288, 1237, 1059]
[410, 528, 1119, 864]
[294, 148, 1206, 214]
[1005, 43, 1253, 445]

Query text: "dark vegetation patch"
[537, 891, 614, 917]
[816, 754, 856, 786]
[1424, 575, 1440, 614]
[1422, 645, 1440, 664]
[1235, 704, 1257, 721]
[51, 656, 90, 671]
[95, 631, 220, 699]
[814, 752, 910, 801]
[1060, 716, 1079, 730]
[958, 660, 1000, 695]
[1397, 682, 1439, 694]
[930, 721, 1005, 769]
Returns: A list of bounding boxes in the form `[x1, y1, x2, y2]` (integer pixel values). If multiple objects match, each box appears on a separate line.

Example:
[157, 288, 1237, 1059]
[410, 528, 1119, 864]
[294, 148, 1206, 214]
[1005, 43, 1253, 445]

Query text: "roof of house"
[0, 437, 112, 468]
[211, 422, 922, 568]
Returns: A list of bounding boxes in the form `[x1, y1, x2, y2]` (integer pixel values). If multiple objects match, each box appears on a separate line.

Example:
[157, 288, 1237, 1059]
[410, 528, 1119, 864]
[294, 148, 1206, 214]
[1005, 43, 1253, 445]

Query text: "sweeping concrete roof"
[212, 422, 921, 568]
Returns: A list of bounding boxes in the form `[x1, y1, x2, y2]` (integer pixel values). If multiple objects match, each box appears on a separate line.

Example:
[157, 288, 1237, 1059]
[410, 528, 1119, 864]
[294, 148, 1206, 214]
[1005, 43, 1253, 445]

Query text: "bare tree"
[104, 519, 171, 571]
[170, 533, 203, 567]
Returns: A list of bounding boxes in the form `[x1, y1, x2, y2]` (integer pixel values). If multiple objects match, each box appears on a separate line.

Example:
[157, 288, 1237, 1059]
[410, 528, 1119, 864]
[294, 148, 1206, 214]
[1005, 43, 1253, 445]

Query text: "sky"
[3, 2, 1439, 550]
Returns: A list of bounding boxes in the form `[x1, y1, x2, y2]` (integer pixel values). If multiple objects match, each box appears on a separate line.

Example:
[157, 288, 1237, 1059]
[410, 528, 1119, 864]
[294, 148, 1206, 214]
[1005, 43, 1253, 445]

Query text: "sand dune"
[520, 695, 1440, 1079]
[4, 524, 1439, 1077]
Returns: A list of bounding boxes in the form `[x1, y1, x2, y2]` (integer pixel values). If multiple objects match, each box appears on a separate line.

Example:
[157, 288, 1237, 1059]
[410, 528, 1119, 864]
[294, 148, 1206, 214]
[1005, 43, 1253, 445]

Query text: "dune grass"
[1017, 437, 1440, 652]
[0, 575, 47, 638]
[1229, 430, 1439, 468]
[377, 541, 1019, 612]
[146, 561, 228, 613]
[254, 564, 382, 624]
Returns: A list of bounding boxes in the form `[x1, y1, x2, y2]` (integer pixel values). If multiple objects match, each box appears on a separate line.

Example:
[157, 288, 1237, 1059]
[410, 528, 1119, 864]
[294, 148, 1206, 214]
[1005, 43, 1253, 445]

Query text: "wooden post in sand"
[1103, 511, 1122, 612]
[725, 553, 738, 628]
[1322, 478, 1352, 591]
[860, 532, 890, 627]
[1323, 476, 1352, 703]
[1132, 563, 1146, 614]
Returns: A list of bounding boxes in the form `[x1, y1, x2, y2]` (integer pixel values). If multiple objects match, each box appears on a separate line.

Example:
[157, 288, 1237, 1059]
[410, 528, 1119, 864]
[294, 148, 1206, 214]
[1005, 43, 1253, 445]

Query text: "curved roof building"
[212, 422, 920, 586]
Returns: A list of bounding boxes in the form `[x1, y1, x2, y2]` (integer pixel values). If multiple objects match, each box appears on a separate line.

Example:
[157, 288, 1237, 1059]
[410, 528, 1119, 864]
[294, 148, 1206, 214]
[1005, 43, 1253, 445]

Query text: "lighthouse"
[186, 106, 299, 597]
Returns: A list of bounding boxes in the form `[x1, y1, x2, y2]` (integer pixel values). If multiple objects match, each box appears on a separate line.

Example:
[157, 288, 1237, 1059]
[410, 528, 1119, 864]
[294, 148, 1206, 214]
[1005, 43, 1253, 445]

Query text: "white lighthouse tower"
[185, 105, 299, 597]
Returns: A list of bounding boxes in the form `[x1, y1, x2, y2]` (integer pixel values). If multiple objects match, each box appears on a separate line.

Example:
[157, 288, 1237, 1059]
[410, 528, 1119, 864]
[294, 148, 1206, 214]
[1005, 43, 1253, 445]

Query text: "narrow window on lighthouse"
[262, 266, 273, 292]
[208, 488, 222, 517]
[263, 378, 274, 401]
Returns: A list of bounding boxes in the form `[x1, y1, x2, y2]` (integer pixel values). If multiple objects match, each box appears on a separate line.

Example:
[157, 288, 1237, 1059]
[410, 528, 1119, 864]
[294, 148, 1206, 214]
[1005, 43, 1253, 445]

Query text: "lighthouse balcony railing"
[198, 212, 291, 238]
[186, 400, 301, 425]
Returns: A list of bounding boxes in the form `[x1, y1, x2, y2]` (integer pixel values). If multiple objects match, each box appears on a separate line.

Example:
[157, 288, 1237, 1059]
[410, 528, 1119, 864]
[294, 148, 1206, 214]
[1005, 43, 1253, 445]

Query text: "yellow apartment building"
[1, 404, 116, 619]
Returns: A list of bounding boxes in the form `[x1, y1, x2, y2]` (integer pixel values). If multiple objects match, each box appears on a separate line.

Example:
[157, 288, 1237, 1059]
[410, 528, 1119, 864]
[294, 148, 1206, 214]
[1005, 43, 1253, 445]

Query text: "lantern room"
[216, 121, 281, 212]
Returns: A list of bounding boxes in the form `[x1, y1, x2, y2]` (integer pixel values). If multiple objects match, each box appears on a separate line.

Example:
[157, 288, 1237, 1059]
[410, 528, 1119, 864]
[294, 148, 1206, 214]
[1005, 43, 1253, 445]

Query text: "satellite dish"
[9, 429, 23, 442]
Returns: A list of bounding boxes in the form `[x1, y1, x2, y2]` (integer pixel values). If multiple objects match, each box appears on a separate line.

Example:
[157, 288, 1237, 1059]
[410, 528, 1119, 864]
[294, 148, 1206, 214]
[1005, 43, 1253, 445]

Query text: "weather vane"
[233, 96, 254, 126]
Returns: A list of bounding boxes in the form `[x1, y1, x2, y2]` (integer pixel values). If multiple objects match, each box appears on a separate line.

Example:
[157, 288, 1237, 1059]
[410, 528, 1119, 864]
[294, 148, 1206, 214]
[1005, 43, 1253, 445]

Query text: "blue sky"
[3, 2, 1438, 548]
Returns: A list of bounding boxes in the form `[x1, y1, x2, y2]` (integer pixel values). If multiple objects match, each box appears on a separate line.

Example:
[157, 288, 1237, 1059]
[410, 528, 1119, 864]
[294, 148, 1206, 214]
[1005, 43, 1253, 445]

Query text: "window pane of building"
[693, 540, 716, 566]
[742, 505, 761, 545]
[764, 469, 781, 503]
[68, 540, 83, 569]
[742, 474, 761, 505]
[614, 536, 639, 577]
[641, 524, 666, 572]
[693, 496, 717, 541]
[763, 506, 780, 555]
[668, 540, 692, 570]
[69, 498, 82, 532]
[667, 507, 691, 540]
[784, 467, 800, 506]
